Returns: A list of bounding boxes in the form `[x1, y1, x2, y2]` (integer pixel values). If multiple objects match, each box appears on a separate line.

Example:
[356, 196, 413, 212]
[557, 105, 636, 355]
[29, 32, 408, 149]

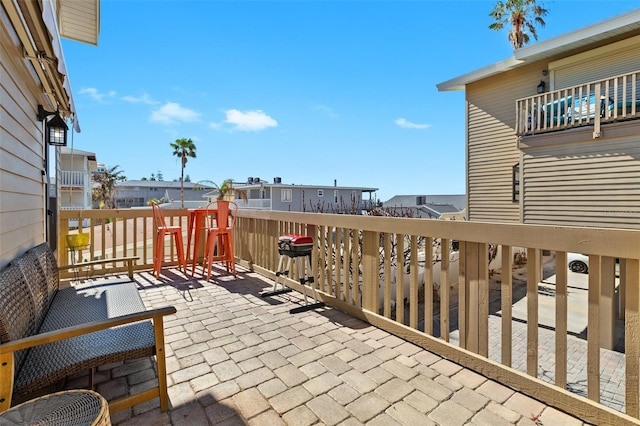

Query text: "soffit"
[57, 0, 100, 46]
[7, 0, 69, 112]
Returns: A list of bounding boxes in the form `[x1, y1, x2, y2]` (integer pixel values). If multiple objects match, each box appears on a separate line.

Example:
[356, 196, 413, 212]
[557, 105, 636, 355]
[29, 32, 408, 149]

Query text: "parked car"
[567, 253, 620, 275]
[568, 253, 589, 273]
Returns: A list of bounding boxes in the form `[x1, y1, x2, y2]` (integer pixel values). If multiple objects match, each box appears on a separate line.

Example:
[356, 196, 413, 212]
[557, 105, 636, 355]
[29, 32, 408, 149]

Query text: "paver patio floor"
[57, 266, 593, 425]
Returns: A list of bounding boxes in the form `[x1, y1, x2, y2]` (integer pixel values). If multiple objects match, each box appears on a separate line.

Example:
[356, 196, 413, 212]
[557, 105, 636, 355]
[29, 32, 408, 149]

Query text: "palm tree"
[193, 179, 248, 202]
[92, 165, 126, 209]
[215, 179, 248, 202]
[489, 0, 548, 49]
[170, 138, 197, 208]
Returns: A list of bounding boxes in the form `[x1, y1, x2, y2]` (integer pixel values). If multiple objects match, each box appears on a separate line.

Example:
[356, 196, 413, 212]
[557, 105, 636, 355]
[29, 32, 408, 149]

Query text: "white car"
[567, 253, 619, 275]
[568, 253, 589, 274]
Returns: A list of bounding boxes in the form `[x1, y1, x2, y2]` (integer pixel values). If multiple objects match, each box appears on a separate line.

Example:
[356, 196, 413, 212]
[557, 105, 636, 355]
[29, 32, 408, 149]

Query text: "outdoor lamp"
[37, 104, 68, 146]
[537, 80, 546, 94]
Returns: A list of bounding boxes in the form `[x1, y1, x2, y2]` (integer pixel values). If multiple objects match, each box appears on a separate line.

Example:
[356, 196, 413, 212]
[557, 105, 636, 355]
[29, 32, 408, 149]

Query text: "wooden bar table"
[187, 208, 217, 275]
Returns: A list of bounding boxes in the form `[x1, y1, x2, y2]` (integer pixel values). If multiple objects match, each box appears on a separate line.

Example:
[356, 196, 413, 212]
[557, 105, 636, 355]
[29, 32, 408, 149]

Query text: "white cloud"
[394, 118, 430, 130]
[79, 87, 116, 102]
[122, 93, 158, 105]
[150, 102, 200, 124]
[313, 104, 338, 118]
[222, 109, 278, 132]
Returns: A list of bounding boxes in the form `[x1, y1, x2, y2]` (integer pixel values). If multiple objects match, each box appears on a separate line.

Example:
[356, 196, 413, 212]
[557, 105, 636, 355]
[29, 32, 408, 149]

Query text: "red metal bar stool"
[202, 200, 238, 280]
[152, 202, 186, 278]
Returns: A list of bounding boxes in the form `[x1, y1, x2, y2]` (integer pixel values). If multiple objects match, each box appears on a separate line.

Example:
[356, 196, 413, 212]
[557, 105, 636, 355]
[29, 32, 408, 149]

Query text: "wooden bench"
[0, 243, 176, 414]
[58, 256, 139, 280]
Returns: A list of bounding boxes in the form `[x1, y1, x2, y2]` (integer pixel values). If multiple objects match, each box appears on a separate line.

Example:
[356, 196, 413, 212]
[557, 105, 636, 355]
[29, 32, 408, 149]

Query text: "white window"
[333, 190, 339, 203]
[281, 189, 292, 202]
[318, 189, 323, 197]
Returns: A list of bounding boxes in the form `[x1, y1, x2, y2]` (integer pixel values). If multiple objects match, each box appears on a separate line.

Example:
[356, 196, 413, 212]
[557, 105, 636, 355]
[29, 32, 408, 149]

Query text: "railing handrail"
[59, 208, 640, 259]
[515, 68, 640, 104]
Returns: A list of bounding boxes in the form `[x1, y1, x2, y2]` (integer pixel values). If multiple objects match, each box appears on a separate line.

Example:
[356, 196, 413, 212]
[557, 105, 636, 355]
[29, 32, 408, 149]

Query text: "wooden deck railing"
[59, 208, 640, 425]
[516, 70, 640, 138]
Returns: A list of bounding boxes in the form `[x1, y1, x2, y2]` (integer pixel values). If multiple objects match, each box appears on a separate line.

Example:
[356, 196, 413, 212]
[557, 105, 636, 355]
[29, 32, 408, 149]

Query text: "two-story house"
[438, 10, 640, 230]
[114, 180, 213, 208]
[0, 0, 99, 267]
[207, 177, 378, 214]
[59, 147, 98, 211]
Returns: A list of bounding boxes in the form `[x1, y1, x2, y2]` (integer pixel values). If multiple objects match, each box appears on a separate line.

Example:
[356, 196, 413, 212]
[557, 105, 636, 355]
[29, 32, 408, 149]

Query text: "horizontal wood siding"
[552, 35, 640, 89]
[0, 12, 46, 269]
[522, 134, 640, 229]
[466, 64, 541, 223]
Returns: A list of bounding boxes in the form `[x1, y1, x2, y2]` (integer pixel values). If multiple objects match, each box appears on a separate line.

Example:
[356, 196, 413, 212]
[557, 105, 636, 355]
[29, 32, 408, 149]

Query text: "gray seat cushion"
[13, 280, 155, 399]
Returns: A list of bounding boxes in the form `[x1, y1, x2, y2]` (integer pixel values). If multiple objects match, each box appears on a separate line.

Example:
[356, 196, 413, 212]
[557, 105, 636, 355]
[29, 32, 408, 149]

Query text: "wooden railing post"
[361, 230, 378, 312]
[462, 242, 479, 353]
[593, 82, 602, 138]
[625, 258, 640, 418]
[600, 256, 617, 350]
[527, 248, 540, 377]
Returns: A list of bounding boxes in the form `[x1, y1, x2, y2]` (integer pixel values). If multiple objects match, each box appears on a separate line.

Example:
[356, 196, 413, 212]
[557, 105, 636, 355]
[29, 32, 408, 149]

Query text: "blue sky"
[61, 1, 639, 202]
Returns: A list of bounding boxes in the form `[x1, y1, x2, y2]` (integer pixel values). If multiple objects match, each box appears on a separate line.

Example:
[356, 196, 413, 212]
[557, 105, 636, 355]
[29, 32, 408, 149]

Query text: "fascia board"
[436, 57, 523, 92]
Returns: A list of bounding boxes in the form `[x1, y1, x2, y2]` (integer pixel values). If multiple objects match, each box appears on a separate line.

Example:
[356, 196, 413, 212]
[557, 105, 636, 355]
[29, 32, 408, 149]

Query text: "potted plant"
[66, 212, 90, 251]
[194, 179, 248, 203]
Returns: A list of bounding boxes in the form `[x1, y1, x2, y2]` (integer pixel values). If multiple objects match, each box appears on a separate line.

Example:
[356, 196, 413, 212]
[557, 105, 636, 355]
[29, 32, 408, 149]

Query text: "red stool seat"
[202, 200, 237, 280]
[152, 203, 186, 278]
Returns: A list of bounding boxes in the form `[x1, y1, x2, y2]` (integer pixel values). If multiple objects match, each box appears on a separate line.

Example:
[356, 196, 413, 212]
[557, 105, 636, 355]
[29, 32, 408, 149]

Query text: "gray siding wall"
[522, 133, 640, 229]
[466, 63, 540, 223]
[270, 187, 364, 212]
[466, 34, 640, 228]
[0, 11, 47, 268]
[551, 35, 640, 90]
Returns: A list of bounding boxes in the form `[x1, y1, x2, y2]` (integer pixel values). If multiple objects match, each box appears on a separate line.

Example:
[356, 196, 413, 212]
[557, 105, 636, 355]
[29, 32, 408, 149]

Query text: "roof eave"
[437, 8, 640, 92]
[436, 57, 523, 92]
[514, 9, 640, 62]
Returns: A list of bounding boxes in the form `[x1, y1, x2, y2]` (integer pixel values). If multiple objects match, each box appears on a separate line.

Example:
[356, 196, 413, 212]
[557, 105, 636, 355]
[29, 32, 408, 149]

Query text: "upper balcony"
[60, 170, 89, 190]
[516, 70, 640, 139]
[235, 198, 272, 209]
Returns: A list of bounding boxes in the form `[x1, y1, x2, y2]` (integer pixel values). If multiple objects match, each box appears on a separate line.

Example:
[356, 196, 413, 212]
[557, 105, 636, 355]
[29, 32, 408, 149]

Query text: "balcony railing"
[516, 70, 640, 137]
[58, 208, 640, 425]
[60, 170, 87, 187]
[235, 199, 272, 209]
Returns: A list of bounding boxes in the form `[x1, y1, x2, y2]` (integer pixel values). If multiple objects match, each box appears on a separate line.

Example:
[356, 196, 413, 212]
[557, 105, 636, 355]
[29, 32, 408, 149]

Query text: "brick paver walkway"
[62, 267, 592, 425]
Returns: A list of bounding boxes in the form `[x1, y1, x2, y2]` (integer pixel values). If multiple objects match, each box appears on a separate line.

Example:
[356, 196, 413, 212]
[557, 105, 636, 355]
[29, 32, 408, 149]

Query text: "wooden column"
[555, 251, 568, 390]
[600, 256, 616, 350]
[587, 254, 601, 402]
[361, 230, 378, 312]
[527, 248, 540, 377]
[463, 242, 480, 353]
[501, 245, 513, 367]
[625, 258, 640, 417]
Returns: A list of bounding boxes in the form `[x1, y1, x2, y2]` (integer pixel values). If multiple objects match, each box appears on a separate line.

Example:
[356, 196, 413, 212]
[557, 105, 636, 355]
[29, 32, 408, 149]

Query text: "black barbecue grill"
[261, 234, 324, 313]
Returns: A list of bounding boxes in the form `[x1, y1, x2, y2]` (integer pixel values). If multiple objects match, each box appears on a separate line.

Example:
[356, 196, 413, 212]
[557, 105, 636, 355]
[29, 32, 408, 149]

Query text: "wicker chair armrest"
[0, 306, 176, 354]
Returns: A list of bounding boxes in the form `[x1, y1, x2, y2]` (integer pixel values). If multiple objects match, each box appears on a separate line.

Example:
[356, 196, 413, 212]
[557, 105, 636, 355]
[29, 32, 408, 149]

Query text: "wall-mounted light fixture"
[537, 80, 546, 94]
[37, 104, 68, 146]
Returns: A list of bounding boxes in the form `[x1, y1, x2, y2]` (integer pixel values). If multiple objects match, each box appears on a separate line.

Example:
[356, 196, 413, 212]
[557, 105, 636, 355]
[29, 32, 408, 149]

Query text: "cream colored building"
[0, 1, 100, 268]
[59, 147, 98, 211]
[438, 10, 640, 230]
